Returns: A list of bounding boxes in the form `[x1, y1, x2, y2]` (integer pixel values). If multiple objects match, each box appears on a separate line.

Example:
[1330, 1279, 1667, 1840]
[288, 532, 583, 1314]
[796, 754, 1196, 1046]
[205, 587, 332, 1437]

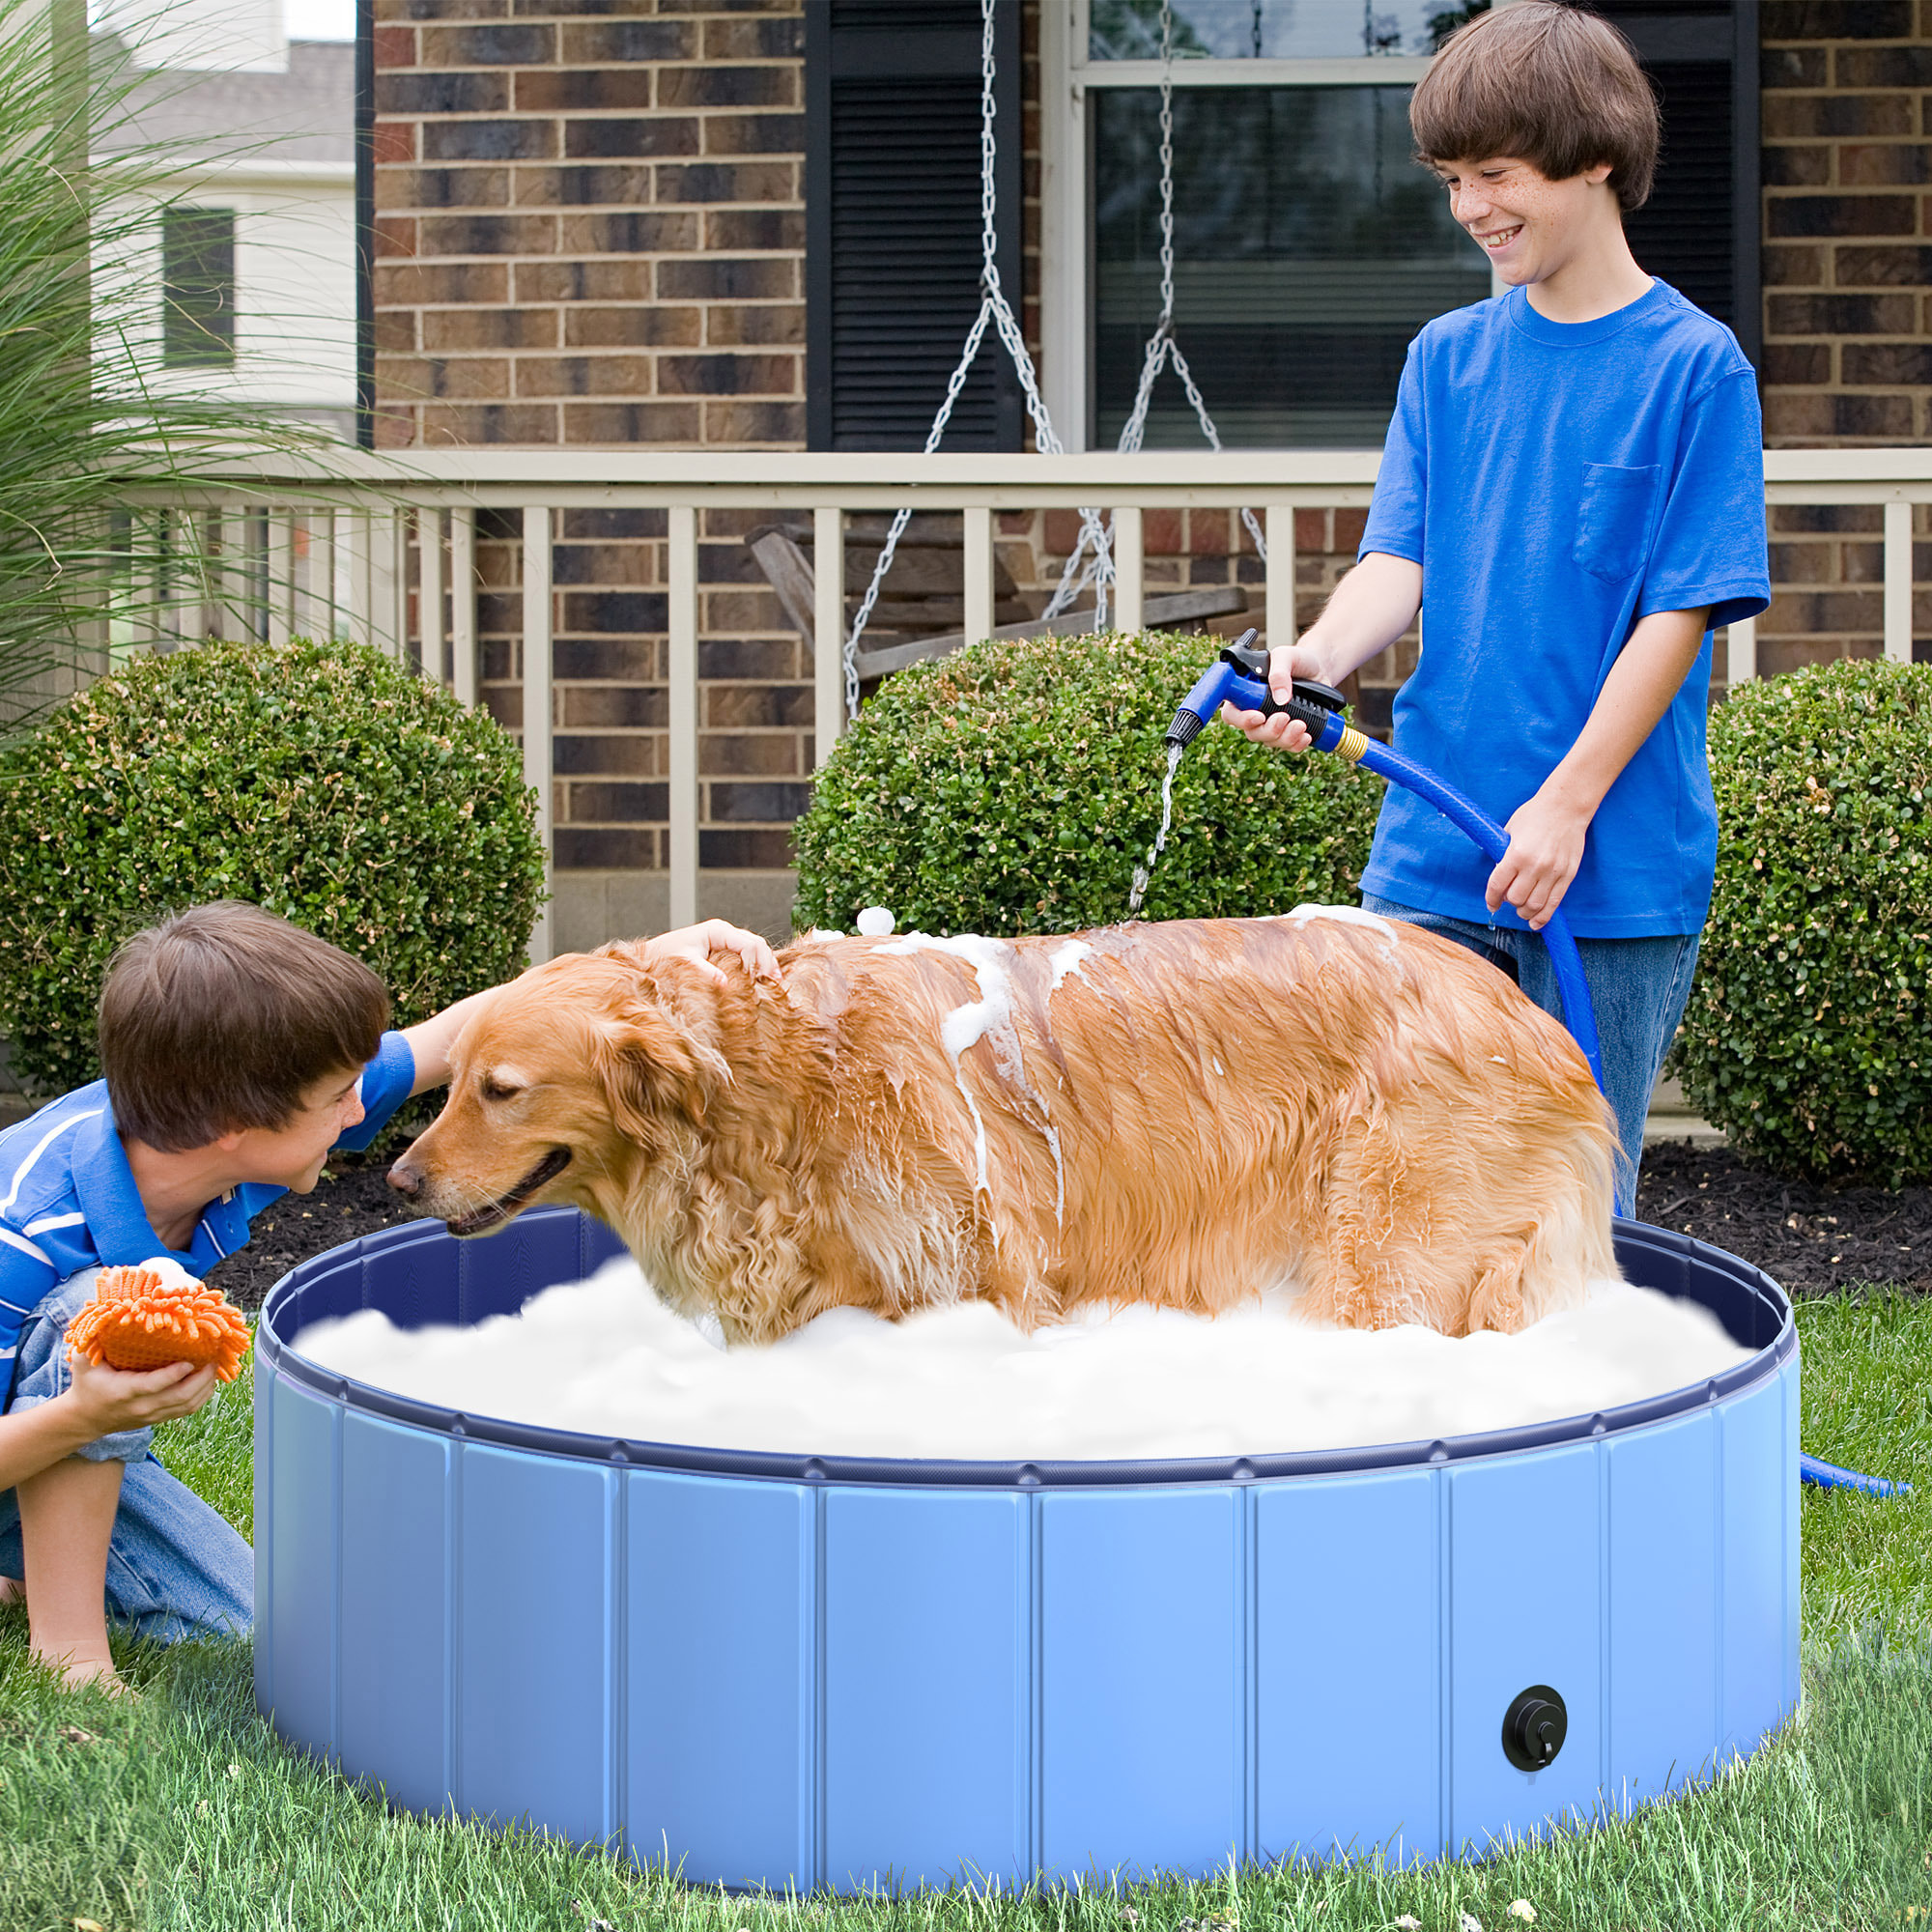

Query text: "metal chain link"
[844, 0, 1112, 717]
[844, 0, 1267, 721]
[1050, 0, 1264, 611]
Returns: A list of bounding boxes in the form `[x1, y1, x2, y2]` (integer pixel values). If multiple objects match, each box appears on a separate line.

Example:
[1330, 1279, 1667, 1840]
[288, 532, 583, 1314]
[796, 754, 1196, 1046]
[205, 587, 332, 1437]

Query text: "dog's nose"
[387, 1158, 422, 1200]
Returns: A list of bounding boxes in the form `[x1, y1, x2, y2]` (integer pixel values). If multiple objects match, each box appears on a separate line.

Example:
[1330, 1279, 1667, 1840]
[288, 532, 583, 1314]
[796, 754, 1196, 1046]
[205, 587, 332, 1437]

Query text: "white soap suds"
[296, 1263, 1752, 1463]
[139, 1255, 200, 1288]
[1273, 903, 1403, 963]
[880, 933, 1057, 1209]
[1047, 938, 1093, 991]
[856, 906, 896, 937]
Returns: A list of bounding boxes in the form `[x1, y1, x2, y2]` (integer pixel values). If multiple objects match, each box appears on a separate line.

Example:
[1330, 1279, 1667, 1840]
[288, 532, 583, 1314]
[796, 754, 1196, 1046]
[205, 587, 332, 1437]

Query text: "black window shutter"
[1592, 0, 1761, 365]
[806, 0, 1024, 451]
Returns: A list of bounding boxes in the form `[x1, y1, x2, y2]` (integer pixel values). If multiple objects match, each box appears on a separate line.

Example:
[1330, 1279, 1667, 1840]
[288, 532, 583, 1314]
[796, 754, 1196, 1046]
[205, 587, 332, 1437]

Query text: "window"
[805, 2, 1024, 451]
[1093, 83, 1487, 446]
[802, 2, 1758, 453]
[1047, 0, 1758, 449]
[162, 206, 237, 368]
[1081, 1, 1489, 448]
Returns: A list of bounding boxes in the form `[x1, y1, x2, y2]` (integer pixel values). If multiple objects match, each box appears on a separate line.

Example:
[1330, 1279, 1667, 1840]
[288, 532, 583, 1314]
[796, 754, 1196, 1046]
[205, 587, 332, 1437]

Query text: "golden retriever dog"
[387, 912, 1620, 1345]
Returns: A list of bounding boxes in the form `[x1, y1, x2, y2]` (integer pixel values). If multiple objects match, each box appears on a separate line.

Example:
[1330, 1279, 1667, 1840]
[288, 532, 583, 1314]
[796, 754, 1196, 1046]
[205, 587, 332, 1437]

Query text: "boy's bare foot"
[34, 1642, 129, 1697]
[0, 1576, 23, 1607]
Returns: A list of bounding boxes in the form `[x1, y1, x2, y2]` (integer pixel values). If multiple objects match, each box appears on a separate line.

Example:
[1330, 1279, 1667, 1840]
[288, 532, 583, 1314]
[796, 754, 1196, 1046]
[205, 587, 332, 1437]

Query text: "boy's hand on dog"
[644, 920, 781, 986]
[1486, 789, 1589, 929]
[64, 1351, 218, 1434]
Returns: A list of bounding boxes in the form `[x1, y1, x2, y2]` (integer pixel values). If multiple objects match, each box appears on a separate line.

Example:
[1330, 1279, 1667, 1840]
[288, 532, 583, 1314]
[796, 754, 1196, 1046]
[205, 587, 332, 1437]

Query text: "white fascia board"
[92, 153, 354, 188]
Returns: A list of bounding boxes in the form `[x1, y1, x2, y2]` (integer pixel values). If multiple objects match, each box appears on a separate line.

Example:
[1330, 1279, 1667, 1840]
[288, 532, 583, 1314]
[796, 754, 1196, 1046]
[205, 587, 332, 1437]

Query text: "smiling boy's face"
[215, 1065, 367, 1194]
[1433, 154, 1618, 289]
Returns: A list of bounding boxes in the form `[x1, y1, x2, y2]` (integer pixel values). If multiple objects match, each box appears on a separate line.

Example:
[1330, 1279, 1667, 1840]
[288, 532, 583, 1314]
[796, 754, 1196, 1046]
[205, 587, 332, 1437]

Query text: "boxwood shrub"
[1671, 658, 1931, 1184]
[0, 638, 546, 1096]
[793, 628, 1383, 938]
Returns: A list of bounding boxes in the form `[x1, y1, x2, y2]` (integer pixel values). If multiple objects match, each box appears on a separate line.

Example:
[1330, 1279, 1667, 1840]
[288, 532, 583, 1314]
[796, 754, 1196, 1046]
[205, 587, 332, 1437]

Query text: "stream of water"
[1126, 741, 1185, 916]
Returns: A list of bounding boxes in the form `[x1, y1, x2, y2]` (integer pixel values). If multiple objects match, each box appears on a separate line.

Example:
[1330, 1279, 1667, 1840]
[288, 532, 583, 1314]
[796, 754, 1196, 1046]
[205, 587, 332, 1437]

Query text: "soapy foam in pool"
[295, 1261, 1751, 1462]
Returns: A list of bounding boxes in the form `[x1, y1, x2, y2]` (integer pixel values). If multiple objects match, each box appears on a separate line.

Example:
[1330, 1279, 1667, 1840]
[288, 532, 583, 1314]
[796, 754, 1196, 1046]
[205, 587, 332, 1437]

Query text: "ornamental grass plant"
[0, 639, 546, 1096]
[794, 629, 1383, 937]
[0, 0, 319, 729]
[1672, 660, 1931, 1185]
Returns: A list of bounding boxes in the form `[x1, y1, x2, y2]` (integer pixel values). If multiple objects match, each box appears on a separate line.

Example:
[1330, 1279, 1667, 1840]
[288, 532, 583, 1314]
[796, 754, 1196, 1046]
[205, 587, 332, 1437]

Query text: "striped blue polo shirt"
[0, 1031, 417, 1370]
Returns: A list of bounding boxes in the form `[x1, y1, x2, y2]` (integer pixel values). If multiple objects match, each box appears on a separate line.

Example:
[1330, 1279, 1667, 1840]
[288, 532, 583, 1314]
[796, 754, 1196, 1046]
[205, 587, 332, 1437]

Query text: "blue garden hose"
[1166, 632, 1908, 1501]
[1168, 634, 1606, 1089]
[1798, 1454, 1907, 1498]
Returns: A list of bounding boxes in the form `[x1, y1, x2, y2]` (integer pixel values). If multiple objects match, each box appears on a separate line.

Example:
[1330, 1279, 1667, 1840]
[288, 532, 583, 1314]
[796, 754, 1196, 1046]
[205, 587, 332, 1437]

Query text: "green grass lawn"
[2, 1291, 1927, 1932]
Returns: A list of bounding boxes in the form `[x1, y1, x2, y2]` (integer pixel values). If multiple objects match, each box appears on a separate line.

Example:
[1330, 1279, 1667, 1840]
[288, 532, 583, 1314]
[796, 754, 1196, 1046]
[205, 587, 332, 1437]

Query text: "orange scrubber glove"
[67, 1264, 252, 1382]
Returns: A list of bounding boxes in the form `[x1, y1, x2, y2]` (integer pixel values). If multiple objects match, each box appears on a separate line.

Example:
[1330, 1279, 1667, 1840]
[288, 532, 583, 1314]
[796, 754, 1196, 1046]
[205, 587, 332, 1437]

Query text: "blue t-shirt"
[1358, 278, 1770, 938]
[0, 1030, 417, 1372]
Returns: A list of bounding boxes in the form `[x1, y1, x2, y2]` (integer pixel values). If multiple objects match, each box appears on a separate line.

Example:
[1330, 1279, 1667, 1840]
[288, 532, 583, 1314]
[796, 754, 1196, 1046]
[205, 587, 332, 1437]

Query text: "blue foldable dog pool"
[255, 1207, 1799, 1890]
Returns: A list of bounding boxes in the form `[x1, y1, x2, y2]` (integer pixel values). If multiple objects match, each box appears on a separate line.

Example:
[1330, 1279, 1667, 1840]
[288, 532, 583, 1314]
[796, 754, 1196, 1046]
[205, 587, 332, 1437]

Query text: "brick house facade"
[1759, 0, 1932, 675]
[370, 0, 1929, 945]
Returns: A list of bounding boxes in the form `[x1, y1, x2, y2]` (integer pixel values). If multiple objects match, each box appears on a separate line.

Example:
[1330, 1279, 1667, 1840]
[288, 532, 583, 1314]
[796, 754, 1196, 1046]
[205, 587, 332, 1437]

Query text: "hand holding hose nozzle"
[1164, 629, 1352, 753]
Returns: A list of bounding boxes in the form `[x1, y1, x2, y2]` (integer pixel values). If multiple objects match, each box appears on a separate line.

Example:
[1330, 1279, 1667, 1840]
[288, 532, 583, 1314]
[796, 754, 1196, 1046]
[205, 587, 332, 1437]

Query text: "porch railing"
[139, 447, 1931, 960]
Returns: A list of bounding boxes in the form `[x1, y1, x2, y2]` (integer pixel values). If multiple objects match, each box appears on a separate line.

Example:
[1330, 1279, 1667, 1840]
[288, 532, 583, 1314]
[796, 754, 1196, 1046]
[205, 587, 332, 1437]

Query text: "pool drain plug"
[1501, 1686, 1568, 1771]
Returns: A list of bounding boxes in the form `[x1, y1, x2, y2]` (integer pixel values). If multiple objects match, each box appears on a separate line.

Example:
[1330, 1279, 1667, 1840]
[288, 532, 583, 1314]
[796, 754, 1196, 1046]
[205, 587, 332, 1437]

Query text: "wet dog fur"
[388, 912, 1622, 1344]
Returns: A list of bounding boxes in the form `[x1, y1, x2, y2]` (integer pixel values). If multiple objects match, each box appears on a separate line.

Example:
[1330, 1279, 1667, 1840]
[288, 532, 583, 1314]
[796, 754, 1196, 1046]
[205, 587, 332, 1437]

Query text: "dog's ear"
[595, 969, 731, 1142]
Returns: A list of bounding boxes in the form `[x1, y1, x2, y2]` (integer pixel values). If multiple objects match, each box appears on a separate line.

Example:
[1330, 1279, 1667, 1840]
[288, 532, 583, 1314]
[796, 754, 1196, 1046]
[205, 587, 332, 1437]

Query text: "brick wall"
[1759, 0, 1932, 668]
[374, 0, 811, 937]
[373, 1, 806, 450]
[372, 1, 1929, 944]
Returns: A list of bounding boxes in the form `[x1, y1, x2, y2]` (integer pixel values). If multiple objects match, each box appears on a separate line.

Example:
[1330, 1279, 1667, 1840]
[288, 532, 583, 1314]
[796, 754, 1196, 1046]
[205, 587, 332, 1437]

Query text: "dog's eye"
[479, 1076, 524, 1103]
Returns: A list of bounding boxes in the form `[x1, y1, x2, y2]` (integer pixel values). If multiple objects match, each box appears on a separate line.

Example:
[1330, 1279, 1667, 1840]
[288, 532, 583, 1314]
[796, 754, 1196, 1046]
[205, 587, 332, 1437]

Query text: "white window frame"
[1039, 0, 1501, 450]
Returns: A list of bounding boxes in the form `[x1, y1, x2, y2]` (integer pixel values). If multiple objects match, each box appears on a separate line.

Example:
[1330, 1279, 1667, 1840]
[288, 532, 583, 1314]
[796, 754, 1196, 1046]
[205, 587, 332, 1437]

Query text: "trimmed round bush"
[1671, 658, 1931, 1184]
[0, 638, 546, 1095]
[794, 628, 1383, 938]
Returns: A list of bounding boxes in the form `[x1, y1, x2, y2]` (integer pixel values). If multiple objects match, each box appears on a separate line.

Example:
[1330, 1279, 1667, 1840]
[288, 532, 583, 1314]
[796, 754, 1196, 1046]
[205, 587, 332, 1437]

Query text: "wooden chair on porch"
[744, 516, 1250, 681]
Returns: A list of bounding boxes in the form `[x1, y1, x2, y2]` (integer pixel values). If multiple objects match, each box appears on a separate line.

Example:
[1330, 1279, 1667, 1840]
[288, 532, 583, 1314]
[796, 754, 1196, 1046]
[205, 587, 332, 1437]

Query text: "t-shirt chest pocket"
[1573, 461, 1661, 582]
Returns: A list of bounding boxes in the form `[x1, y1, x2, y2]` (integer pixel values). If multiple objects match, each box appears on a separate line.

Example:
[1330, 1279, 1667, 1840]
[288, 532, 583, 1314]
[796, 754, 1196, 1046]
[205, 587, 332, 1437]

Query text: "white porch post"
[267, 512, 295, 645]
[419, 508, 446, 685]
[307, 511, 337, 642]
[963, 504, 996, 647]
[389, 512, 412, 662]
[451, 507, 478, 705]
[1884, 499, 1913, 664]
[668, 502, 700, 929]
[346, 512, 374, 650]
[522, 505, 554, 964]
[813, 503, 844, 766]
[1111, 504, 1144, 635]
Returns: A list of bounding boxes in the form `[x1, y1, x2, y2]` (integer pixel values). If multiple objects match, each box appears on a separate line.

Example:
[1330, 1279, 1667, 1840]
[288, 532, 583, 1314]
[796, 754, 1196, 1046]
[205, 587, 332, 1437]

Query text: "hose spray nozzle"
[1163, 628, 1351, 751]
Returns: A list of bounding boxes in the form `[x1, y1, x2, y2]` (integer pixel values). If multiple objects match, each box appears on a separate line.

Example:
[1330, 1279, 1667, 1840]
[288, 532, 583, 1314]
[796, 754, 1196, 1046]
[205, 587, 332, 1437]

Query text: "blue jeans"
[0, 1273, 253, 1644]
[1360, 895, 1700, 1217]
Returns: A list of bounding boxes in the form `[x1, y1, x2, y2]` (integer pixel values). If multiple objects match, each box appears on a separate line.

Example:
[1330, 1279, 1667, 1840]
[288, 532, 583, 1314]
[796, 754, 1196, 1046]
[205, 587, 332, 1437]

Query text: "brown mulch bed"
[206, 1139, 1931, 1315]
[1634, 1139, 1930, 1298]
[207, 1154, 422, 1313]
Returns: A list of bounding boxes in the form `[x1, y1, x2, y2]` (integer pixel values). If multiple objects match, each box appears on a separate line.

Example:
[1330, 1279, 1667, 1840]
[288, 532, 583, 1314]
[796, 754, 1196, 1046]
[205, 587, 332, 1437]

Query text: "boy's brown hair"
[99, 902, 388, 1151]
[1412, 2, 1661, 212]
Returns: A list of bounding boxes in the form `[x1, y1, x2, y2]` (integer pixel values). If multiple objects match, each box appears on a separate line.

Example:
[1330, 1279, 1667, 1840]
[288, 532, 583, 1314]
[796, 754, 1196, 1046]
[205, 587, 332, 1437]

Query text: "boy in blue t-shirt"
[1230, 0, 1768, 1209]
[0, 900, 778, 1690]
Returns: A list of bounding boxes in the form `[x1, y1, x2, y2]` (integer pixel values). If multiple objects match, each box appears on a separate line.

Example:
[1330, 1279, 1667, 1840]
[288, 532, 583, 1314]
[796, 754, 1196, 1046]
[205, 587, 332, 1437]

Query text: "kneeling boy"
[0, 900, 777, 1689]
